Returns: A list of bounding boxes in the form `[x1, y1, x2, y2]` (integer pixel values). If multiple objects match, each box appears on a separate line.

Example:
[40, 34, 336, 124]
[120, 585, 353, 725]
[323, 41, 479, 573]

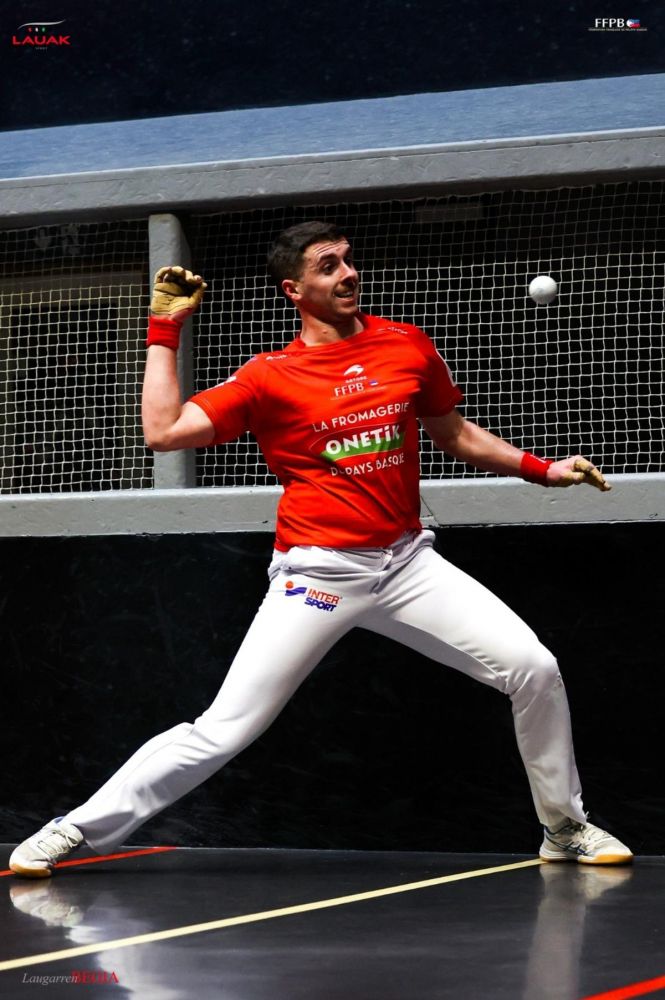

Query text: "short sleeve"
[189, 359, 262, 445]
[409, 326, 464, 416]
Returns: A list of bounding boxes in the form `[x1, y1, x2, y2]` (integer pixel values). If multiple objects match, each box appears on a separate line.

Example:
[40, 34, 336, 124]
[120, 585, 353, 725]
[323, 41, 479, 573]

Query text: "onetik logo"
[321, 423, 405, 462]
[12, 20, 71, 46]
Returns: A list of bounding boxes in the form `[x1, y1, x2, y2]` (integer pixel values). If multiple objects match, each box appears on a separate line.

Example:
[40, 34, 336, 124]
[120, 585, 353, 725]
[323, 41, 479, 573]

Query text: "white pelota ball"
[528, 275, 558, 305]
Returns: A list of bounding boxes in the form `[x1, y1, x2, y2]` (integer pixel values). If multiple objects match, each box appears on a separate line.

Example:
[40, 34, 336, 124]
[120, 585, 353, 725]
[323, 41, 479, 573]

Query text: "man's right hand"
[151, 266, 207, 324]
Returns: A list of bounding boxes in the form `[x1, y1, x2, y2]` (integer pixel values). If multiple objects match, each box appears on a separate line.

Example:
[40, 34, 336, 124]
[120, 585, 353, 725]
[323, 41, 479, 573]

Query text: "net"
[0, 221, 151, 493]
[0, 184, 663, 495]
[191, 181, 665, 487]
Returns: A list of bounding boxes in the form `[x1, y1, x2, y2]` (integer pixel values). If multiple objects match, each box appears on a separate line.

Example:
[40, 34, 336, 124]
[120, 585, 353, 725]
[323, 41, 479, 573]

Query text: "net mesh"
[192, 182, 665, 487]
[0, 221, 151, 493]
[0, 184, 663, 494]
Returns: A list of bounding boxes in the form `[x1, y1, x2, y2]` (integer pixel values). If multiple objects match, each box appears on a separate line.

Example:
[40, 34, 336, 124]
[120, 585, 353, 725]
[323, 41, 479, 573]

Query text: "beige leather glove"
[550, 457, 611, 492]
[150, 265, 207, 323]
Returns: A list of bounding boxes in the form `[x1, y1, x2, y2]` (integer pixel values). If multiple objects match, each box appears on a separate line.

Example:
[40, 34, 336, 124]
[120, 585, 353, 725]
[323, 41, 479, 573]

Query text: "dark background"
[2, 2, 662, 856]
[3, 524, 661, 854]
[2, 0, 663, 132]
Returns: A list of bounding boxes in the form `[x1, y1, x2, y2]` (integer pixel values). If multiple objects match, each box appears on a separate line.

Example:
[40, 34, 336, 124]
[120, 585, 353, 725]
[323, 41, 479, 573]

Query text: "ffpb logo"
[589, 17, 646, 31]
[12, 21, 71, 47]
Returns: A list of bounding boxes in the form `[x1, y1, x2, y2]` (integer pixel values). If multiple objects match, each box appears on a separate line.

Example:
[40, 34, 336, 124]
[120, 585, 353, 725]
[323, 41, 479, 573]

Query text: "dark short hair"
[267, 221, 347, 289]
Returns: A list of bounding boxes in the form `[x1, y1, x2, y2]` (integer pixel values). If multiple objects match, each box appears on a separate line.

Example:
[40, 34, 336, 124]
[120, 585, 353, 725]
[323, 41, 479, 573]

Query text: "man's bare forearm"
[423, 411, 610, 490]
[141, 345, 184, 450]
[429, 415, 526, 475]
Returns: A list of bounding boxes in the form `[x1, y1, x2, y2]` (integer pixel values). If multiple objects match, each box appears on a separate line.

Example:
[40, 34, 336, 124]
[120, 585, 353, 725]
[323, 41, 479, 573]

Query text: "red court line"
[0, 845, 177, 877]
[581, 974, 665, 1000]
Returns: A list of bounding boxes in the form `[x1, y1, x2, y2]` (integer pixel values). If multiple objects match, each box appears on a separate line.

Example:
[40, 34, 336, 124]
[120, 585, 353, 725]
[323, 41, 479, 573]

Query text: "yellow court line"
[0, 857, 542, 972]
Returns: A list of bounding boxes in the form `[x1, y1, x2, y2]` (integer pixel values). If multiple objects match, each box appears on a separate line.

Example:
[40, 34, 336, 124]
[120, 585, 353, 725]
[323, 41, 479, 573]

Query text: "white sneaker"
[540, 818, 633, 865]
[9, 819, 84, 878]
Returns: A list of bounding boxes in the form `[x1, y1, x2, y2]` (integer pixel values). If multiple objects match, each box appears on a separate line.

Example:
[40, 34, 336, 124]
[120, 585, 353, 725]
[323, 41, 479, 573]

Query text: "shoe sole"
[9, 862, 53, 879]
[540, 852, 633, 865]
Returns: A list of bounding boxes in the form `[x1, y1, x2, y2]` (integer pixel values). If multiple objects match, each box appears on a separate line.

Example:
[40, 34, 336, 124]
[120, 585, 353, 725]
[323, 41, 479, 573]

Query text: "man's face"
[285, 239, 359, 322]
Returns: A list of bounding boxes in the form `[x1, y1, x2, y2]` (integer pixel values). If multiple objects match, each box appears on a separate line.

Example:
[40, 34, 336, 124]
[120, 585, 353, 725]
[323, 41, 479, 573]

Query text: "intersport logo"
[12, 21, 71, 47]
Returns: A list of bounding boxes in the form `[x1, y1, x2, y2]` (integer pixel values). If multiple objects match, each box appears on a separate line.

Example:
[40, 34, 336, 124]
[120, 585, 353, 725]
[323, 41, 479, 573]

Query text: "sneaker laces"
[553, 820, 609, 849]
[35, 825, 80, 862]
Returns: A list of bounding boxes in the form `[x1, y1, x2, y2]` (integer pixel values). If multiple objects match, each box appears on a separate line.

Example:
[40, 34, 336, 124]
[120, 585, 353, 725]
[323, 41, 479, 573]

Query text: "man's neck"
[299, 312, 364, 346]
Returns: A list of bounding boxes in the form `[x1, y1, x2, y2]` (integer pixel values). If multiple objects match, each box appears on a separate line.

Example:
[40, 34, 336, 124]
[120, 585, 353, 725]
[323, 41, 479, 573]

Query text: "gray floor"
[1, 847, 661, 999]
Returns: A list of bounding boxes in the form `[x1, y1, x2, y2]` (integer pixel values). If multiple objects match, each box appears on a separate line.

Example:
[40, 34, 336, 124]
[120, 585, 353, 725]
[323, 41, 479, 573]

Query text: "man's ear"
[282, 278, 299, 304]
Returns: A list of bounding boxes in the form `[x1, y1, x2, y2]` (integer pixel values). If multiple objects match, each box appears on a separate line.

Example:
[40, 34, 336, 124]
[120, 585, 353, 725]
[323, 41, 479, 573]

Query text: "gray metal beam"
[0, 474, 662, 537]
[147, 214, 196, 488]
[3, 74, 664, 227]
[1, 129, 664, 229]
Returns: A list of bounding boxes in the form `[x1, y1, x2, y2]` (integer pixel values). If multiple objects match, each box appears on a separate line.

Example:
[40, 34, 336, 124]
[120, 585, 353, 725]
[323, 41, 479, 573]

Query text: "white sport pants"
[66, 530, 585, 852]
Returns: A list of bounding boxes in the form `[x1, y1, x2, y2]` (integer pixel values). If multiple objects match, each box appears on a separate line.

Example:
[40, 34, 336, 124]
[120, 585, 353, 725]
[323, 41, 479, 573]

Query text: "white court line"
[0, 857, 543, 972]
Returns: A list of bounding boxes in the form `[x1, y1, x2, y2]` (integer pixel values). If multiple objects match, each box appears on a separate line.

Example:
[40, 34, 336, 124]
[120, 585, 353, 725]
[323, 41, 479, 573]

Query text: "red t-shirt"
[190, 313, 463, 550]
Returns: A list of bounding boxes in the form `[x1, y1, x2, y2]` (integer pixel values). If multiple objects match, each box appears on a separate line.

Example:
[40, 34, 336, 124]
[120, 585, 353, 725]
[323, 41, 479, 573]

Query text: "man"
[10, 220, 632, 877]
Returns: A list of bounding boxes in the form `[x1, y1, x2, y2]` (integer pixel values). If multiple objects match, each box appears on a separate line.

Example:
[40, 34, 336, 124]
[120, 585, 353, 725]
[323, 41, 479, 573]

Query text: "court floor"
[0, 846, 662, 999]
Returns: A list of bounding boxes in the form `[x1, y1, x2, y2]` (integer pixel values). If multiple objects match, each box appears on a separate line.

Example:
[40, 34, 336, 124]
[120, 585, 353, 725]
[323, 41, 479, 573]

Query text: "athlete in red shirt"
[190, 312, 464, 550]
[10, 221, 632, 876]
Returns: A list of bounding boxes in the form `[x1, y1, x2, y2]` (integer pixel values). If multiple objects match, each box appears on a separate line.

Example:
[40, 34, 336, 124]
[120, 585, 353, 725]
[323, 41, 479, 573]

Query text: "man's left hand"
[547, 456, 611, 491]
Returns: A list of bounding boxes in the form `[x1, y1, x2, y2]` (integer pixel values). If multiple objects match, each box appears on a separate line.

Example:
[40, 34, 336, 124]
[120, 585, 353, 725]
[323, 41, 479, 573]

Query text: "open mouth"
[334, 288, 357, 299]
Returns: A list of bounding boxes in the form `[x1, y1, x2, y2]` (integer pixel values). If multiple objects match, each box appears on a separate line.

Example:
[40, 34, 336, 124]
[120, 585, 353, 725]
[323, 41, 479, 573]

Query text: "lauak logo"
[12, 20, 71, 47]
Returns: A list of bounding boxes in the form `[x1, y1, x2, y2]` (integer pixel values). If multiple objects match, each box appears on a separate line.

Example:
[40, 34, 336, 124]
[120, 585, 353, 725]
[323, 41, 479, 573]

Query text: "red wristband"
[520, 452, 554, 486]
[146, 315, 183, 351]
